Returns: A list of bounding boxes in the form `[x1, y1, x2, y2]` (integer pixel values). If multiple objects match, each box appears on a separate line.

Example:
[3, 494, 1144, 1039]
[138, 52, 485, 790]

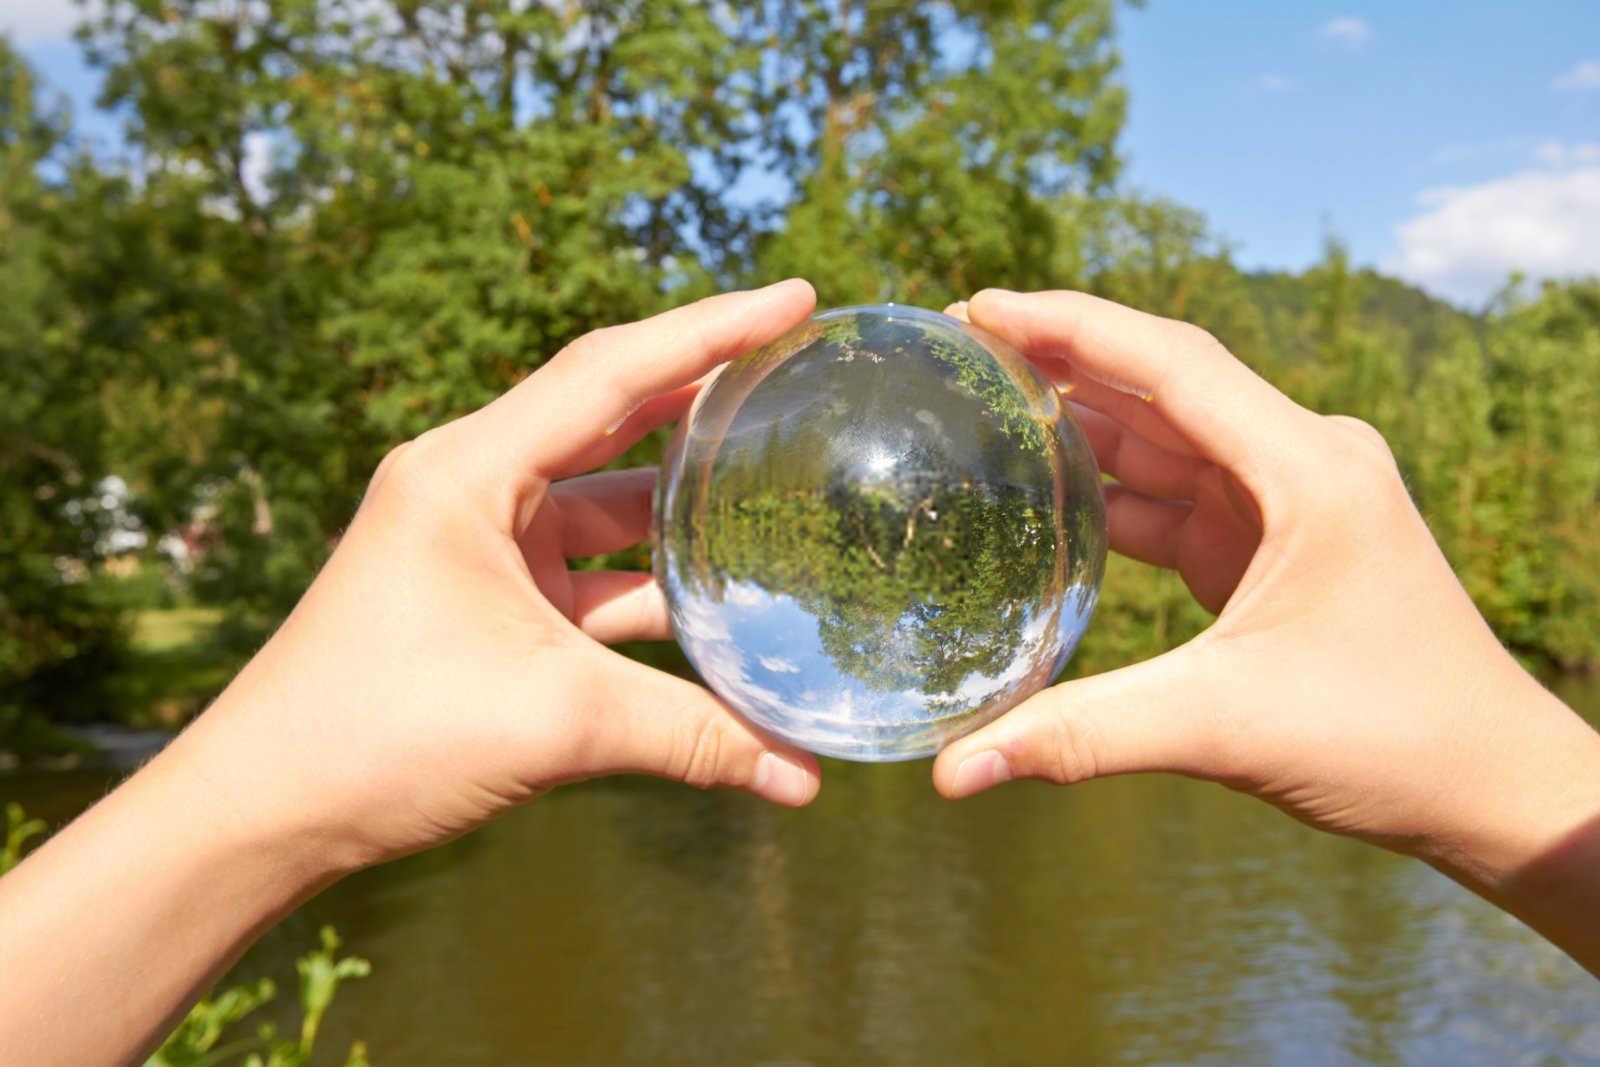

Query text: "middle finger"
[1072, 403, 1210, 502]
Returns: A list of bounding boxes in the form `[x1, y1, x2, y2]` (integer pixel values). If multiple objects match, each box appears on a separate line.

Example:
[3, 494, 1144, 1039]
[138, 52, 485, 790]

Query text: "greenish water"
[9, 677, 1599, 1064]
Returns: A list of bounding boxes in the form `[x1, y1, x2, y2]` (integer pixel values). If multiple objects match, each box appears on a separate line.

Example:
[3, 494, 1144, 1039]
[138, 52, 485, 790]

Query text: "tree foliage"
[2, 3, 1597, 746]
[0, 38, 134, 741]
[751, 0, 1127, 304]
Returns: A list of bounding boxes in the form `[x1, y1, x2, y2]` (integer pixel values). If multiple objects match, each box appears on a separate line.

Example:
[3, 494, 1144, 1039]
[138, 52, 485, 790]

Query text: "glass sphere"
[655, 304, 1107, 761]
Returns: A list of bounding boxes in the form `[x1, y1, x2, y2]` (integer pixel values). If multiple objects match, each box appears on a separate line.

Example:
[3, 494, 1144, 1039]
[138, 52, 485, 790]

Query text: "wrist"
[1426, 681, 1600, 882]
[153, 679, 372, 892]
[1414, 671, 1600, 972]
[139, 724, 356, 906]
[1445, 784, 1600, 978]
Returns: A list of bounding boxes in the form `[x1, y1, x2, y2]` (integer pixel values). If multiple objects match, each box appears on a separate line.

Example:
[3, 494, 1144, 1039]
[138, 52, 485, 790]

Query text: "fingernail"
[755, 752, 815, 806]
[951, 750, 1012, 797]
[945, 301, 969, 319]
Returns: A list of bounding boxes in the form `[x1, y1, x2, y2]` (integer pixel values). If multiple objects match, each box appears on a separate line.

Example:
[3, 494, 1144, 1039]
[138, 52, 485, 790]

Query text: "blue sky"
[1116, 3, 1600, 305]
[5, 3, 1597, 307]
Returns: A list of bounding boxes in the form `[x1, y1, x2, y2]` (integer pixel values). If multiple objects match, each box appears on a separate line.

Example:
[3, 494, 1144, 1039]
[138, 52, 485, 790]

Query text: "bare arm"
[937, 288, 1600, 976]
[0, 281, 824, 1066]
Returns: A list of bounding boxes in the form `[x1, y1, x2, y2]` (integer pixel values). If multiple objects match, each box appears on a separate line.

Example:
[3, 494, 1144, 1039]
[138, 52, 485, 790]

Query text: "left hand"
[166, 279, 824, 872]
[0, 281, 825, 1067]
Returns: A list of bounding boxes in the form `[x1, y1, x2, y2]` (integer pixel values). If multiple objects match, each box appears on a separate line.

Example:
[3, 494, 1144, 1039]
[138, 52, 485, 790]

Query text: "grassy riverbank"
[2, 599, 238, 764]
[120, 607, 234, 729]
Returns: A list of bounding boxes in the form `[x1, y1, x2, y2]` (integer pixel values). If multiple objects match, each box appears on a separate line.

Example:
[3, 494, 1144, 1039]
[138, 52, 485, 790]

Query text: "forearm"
[0, 716, 344, 1067]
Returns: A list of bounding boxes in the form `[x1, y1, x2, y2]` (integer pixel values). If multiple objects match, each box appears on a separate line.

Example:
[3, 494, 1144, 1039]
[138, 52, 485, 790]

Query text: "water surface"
[9, 678, 1597, 1064]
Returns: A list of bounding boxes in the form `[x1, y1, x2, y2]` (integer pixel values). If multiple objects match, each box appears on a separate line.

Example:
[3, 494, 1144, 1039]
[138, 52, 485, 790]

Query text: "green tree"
[753, 0, 1130, 306]
[7, 1, 1600, 748]
[1083, 195, 1270, 367]
[76, 0, 765, 622]
[0, 38, 133, 748]
[1460, 282, 1600, 668]
[61, 0, 1135, 640]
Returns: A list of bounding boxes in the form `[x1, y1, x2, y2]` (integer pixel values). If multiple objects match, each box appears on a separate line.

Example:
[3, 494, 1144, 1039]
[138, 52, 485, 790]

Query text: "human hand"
[165, 280, 823, 872]
[0, 283, 830, 1066]
[934, 290, 1600, 958]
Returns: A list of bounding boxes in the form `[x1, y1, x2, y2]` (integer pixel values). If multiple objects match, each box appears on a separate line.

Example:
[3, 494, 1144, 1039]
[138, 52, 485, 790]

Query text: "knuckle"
[557, 325, 615, 366]
[1328, 420, 1402, 487]
[1325, 414, 1395, 461]
[673, 713, 727, 790]
[389, 428, 445, 478]
[370, 428, 459, 505]
[371, 440, 411, 482]
[555, 325, 641, 416]
[1167, 322, 1233, 369]
[1292, 416, 1410, 524]
[1042, 708, 1101, 785]
[1174, 321, 1223, 352]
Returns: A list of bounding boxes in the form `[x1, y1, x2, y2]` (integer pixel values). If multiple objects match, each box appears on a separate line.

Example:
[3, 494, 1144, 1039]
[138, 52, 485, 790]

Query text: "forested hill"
[1241, 264, 1480, 372]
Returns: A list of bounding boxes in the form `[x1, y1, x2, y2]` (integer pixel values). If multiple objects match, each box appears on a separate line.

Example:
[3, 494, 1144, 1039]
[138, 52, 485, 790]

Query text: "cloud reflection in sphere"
[655, 305, 1107, 761]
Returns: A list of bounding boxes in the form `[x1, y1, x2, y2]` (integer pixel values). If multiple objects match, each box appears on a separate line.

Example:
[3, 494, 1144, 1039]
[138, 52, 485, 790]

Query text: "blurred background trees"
[3, 1, 1597, 755]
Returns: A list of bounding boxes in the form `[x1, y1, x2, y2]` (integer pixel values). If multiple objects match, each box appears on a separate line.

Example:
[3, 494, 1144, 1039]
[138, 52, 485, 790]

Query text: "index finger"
[965, 289, 1313, 494]
[477, 279, 817, 484]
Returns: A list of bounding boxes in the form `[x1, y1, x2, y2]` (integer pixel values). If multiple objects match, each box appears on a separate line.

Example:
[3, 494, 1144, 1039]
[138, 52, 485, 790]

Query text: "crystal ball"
[655, 304, 1107, 761]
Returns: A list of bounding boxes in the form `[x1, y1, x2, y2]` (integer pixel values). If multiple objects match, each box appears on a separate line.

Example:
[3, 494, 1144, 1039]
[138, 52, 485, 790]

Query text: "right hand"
[935, 290, 1600, 942]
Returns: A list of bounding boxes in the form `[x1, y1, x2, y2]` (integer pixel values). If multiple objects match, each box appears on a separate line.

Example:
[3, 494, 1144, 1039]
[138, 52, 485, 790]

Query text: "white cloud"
[1258, 74, 1292, 93]
[1318, 16, 1371, 47]
[0, 1, 95, 44]
[725, 583, 767, 607]
[1535, 139, 1600, 167]
[1386, 167, 1600, 305]
[1553, 59, 1600, 91]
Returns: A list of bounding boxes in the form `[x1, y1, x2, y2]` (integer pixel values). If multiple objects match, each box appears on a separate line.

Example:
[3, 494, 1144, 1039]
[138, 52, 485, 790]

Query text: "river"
[7, 676, 1598, 1064]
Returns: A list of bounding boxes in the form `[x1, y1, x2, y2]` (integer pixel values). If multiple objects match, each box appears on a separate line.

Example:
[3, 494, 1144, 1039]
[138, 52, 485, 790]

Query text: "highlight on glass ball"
[654, 304, 1108, 761]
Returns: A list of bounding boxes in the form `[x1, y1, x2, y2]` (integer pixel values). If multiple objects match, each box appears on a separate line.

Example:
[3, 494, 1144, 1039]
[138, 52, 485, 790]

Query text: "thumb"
[933, 646, 1219, 798]
[582, 652, 822, 807]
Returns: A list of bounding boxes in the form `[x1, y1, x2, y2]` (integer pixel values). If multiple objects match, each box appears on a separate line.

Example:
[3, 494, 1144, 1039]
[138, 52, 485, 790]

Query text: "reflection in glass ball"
[655, 304, 1107, 761]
